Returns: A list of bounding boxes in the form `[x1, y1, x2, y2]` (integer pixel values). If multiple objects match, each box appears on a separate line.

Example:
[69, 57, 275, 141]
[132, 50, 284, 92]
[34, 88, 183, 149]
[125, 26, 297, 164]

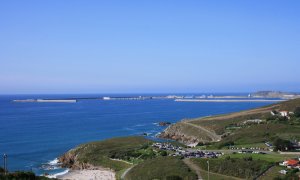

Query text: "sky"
[0, 1, 299, 94]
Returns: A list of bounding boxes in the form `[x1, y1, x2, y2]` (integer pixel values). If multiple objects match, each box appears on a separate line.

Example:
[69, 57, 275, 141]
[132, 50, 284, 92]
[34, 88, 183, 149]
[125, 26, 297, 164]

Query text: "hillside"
[159, 98, 300, 145]
[59, 136, 198, 180]
[124, 157, 197, 180]
[59, 136, 152, 172]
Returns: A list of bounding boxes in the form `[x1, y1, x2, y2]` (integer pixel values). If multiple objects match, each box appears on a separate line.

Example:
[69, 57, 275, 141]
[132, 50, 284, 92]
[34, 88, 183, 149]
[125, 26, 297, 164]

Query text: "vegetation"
[273, 169, 300, 180]
[294, 107, 300, 117]
[124, 157, 197, 180]
[273, 137, 294, 151]
[0, 171, 53, 180]
[164, 98, 300, 151]
[191, 157, 272, 179]
[221, 153, 295, 163]
[61, 136, 155, 172]
[198, 168, 242, 180]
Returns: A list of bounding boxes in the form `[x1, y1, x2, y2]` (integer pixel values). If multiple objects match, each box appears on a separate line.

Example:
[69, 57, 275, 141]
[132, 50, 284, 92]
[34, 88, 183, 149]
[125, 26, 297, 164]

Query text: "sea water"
[0, 94, 278, 176]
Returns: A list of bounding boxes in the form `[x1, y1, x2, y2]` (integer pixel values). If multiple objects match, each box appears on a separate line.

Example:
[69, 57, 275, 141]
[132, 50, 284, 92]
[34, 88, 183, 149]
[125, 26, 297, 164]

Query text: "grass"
[186, 98, 300, 136]
[191, 157, 272, 179]
[209, 123, 300, 150]
[124, 156, 197, 180]
[221, 153, 296, 163]
[161, 122, 218, 142]
[198, 168, 242, 180]
[61, 136, 153, 172]
[257, 166, 286, 180]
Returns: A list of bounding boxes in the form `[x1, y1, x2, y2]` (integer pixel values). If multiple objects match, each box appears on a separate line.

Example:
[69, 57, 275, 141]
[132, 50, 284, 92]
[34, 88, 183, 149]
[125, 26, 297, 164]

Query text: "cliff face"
[59, 147, 98, 170]
[159, 121, 220, 144]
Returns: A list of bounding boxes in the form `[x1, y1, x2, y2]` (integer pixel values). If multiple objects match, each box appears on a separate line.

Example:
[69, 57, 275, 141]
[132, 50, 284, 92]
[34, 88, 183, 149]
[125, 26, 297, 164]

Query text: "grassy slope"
[191, 158, 272, 179]
[198, 168, 242, 180]
[124, 156, 197, 180]
[63, 136, 152, 171]
[190, 98, 300, 135]
[165, 98, 300, 145]
[221, 153, 295, 163]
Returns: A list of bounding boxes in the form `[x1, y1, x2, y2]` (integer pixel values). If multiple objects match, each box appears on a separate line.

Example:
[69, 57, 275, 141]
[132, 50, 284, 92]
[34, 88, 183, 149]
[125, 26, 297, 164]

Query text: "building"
[279, 111, 289, 117]
[280, 159, 300, 168]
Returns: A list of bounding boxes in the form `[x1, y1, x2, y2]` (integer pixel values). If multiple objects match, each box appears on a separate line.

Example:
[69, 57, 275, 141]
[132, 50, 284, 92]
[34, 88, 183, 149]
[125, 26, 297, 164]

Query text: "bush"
[218, 141, 234, 149]
[294, 107, 300, 117]
[273, 138, 293, 151]
[160, 150, 168, 156]
[243, 156, 253, 161]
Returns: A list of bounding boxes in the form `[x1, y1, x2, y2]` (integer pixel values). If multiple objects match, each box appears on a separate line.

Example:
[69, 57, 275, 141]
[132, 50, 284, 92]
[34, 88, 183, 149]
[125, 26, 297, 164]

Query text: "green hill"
[160, 98, 300, 145]
[59, 136, 152, 172]
[124, 157, 197, 180]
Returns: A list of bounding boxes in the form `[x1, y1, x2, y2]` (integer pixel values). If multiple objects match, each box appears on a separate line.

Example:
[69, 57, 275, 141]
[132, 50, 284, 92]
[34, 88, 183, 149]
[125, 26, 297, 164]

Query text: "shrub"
[160, 150, 168, 156]
[294, 107, 300, 117]
[273, 138, 293, 151]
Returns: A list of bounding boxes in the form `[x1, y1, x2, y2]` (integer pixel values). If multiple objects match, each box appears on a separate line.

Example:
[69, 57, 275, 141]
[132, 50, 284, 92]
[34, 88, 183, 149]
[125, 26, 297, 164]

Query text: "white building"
[279, 111, 289, 117]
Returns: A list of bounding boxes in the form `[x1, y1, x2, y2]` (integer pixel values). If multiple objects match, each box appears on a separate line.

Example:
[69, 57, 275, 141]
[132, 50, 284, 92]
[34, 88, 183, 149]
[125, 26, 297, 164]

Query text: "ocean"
[0, 94, 278, 176]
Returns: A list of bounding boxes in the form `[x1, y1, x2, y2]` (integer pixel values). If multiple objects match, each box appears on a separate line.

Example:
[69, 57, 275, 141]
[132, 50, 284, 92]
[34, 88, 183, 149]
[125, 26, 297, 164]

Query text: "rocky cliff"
[59, 147, 98, 170]
[159, 121, 221, 144]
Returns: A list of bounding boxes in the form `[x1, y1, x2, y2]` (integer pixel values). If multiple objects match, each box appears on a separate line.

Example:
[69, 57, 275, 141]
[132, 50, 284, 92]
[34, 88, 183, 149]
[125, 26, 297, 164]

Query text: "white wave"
[48, 158, 59, 165]
[46, 169, 69, 178]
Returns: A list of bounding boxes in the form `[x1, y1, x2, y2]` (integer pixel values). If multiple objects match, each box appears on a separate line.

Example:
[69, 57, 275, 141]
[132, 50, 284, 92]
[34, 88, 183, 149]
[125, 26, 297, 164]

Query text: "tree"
[160, 150, 167, 156]
[273, 138, 293, 151]
[294, 107, 300, 117]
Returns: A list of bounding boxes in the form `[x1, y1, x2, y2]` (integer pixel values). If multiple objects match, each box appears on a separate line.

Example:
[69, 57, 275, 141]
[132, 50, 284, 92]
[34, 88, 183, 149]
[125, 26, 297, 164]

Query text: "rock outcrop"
[59, 146, 99, 170]
[159, 121, 221, 144]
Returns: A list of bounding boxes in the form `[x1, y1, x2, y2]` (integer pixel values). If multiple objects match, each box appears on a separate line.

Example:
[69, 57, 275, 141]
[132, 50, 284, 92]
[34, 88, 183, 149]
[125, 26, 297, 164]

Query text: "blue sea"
[0, 94, 279, 176]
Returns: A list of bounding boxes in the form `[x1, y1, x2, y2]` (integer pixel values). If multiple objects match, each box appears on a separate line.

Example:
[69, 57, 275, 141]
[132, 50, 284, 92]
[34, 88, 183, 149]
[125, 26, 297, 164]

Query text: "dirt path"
[183, 158, 203, 180]
[120, 165, 135, 180]
[182, 121, 221, 141]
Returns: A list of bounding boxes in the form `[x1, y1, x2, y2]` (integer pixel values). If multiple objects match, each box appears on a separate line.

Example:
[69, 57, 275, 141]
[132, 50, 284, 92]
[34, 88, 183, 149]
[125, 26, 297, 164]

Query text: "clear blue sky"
[0, 1, 299, 94]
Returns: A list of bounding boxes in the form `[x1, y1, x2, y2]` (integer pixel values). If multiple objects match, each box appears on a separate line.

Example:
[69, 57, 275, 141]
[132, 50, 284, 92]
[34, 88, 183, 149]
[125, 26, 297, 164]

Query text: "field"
[257, 166, 286, 180]
[124, 156, 197, 180]
[198, 168, 242, 180]
[221, 153, 295, 163]
[191, 157, 272, 179]
[214, 124, 300, 148]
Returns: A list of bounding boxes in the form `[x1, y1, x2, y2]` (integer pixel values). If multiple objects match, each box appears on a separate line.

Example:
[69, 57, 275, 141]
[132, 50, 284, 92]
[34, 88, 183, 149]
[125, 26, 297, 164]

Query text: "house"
[279, 111, 289, 117]
[280, 159, 299, 167]
[286, 159, 299, 167]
